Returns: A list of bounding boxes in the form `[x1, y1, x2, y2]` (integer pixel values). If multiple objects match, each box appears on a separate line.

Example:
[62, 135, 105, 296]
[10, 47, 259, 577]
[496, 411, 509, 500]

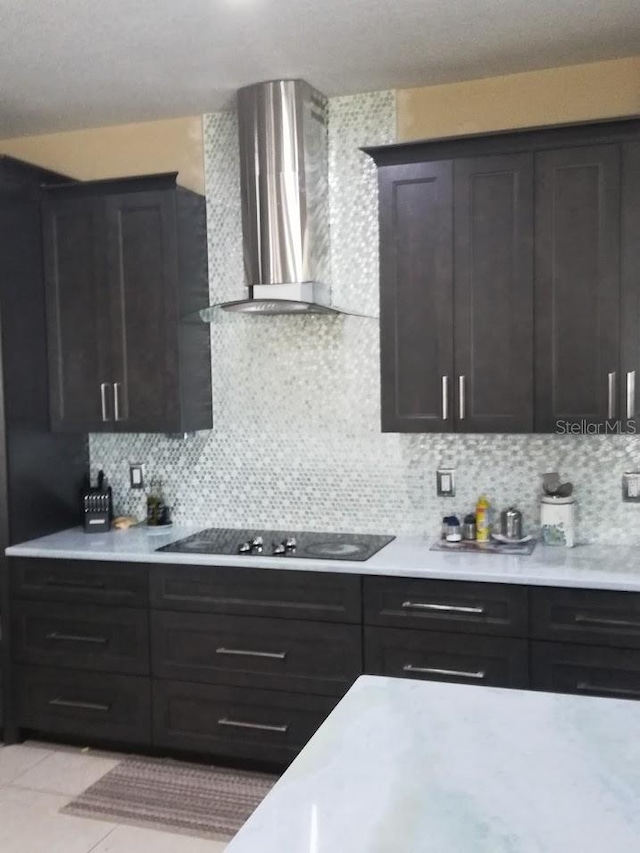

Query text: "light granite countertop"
[5, 525, 640, 591]
[226, 675, 640, 853]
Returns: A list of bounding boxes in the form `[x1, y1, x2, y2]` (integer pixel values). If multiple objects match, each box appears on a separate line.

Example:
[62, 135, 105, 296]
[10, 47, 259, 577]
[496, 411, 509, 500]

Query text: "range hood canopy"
[202, 79, 368, 319]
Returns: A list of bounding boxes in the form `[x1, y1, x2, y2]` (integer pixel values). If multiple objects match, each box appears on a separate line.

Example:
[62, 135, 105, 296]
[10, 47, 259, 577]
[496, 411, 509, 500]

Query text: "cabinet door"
[620, 142, 640, 433]
[535, 145, 621, 432]
[378, 161, 454, 432]
[43, 195, 112, 431]
[106, 190, 182, 432]
[454, 154, 534, 432]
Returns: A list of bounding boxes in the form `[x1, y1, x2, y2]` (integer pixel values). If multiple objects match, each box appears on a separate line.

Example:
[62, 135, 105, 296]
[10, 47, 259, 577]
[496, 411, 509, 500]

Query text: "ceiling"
[0, 0, 638, 137]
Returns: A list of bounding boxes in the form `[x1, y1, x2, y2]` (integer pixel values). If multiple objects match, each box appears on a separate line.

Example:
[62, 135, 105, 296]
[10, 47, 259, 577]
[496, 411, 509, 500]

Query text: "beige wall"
[0, 115, 205, 193]
[397, 57, 640, 141]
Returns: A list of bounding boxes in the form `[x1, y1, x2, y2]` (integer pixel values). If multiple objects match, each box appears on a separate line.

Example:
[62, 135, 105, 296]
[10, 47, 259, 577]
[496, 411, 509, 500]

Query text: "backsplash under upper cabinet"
[90, 93, 640, 544]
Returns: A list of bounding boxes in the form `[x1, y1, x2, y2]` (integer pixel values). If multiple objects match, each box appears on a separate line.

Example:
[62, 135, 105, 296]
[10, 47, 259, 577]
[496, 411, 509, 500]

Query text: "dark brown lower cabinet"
[12, 602, 149, 675]
[15, 666, 151, 743]
[151, 611, 361, 696]
[365, 627, 528, 688]
[531, 641, 640, 701]
[152, 681, 337, 764]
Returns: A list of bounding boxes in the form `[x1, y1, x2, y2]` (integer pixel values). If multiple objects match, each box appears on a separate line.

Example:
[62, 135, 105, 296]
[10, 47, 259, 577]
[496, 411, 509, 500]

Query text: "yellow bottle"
[476, 495, 490, 542]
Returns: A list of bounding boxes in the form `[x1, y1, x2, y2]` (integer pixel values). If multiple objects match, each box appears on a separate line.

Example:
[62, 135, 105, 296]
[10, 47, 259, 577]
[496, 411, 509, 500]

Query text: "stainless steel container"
[500, 507, 523, 540]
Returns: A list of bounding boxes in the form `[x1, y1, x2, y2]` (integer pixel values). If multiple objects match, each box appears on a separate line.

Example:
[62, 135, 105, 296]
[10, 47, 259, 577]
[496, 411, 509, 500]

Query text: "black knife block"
[82, 488, 112, 533]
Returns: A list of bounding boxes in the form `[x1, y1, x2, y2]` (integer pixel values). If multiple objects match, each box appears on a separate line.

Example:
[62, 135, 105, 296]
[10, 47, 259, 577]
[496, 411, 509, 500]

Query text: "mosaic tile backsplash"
[91, 91, 640, 544]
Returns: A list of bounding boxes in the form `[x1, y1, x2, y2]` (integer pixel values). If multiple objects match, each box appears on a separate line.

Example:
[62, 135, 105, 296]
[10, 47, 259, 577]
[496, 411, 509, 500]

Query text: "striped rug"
[61, 755, 278, 841]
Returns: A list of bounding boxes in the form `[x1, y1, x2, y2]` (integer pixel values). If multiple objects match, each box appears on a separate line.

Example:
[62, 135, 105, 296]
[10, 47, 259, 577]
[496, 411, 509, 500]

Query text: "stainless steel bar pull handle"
[627, 371, 636, 420]
[403, 664, 485, 680]
[100, 383, 109, 422]
[607, 372, 616, 419]
[574, 613, 640, 629]
[217, 717, 288, 734]
[576, 682, 640, 699]
[458, 375, 466, 420]
[113, 382, 122, 422]
[441, 376, 449, 421]
[402, 601, 485, 615]
[216, 647, 287, 660]
[49, 697, 110, 712]
[46, 632, 108, 645]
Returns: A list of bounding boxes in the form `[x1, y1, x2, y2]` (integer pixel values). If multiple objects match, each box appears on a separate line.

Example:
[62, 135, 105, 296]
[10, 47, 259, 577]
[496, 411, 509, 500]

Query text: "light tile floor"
[0, 741, 227, 852]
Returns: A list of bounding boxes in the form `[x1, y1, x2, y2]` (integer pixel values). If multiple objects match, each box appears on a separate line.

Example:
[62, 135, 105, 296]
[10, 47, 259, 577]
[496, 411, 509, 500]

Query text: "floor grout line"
[5, 749, 57, 787]
[83, 823, 118, 853]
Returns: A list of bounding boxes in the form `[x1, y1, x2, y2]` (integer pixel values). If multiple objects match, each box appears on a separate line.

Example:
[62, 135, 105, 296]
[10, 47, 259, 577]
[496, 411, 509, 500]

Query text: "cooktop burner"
[157, 528, 395, 562]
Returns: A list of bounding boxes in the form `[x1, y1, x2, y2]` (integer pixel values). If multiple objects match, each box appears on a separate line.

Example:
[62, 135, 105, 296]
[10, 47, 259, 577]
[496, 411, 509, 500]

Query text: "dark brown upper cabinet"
[374, 151, 533, 432]
[43, 174, 212, 434]
[534, 145, 620, 431]
[378, 161, 453, 432]
[365, 118, 640, 434]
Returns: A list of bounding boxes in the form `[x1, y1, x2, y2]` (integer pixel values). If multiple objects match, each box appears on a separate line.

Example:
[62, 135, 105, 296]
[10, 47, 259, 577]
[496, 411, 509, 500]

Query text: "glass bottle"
[146, 479, 166, 526]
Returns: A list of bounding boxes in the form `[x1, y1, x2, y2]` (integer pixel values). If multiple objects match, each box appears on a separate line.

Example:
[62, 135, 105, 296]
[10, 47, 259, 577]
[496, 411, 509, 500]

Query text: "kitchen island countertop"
[5, 525, 640, 591]
[226, 674, 640, 853]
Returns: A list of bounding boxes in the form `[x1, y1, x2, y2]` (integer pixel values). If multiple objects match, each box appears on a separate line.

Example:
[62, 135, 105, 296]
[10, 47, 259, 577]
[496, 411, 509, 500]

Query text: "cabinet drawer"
[12, 601, 149, 675]
[363, 577, 527, 636]
[151, 565, 361, 623]
[153, 680, 337, 764]
[365, 627, 528, 688]
[15, 665, 151, 743]
[151, 611, 361, 696]
[531, 641, 640, 701]
[531, 587, 640, 649]
[11, 558, 148, 607]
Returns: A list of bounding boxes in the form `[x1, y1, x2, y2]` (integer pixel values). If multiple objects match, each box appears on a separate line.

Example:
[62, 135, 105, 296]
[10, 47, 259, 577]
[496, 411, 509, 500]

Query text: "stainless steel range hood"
[205, 79, 347, 317]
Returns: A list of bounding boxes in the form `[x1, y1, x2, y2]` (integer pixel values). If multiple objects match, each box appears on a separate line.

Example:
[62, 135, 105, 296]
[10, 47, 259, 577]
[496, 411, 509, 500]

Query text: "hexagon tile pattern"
[90, 91, 640, 544]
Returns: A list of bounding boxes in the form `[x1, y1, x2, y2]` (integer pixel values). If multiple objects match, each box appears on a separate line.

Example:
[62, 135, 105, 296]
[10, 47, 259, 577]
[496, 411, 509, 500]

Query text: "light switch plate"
[437, 468, 455, 497]
[129, 463, 145, 490]
[623, 472, 640, 502]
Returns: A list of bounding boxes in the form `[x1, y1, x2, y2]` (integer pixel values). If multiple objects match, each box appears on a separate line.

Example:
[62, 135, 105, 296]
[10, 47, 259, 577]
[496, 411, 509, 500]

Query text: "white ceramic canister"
[540, 495, 576, 547]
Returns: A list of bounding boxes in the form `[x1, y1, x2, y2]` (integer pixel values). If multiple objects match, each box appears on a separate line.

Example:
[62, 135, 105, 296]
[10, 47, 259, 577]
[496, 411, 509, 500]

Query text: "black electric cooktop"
[157, 527, 395, 562]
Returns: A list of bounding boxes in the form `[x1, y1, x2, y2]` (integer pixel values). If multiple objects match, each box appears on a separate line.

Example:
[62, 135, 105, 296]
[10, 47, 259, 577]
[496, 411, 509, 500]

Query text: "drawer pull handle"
[217, 717, 289, 734]
[215, 647, 287, 660]
[573, 614, 640, 629]
[576, 682, 640, 699]
[403, 664, 486, 680]
[46, 632, 108, 645]
[401, 601, 486, 615]
[45, 578, 106, 591]
[48, 697, 111, 712]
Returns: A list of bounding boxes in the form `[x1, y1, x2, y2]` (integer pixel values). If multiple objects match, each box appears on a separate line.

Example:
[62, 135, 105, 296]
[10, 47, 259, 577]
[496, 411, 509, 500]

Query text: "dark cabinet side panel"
[42, 196, 111, 431]
[454, 154, 534, 432]
[106, 191, 181, 432]
[379, 161, 454, 432]
[534, 145, 621, 431]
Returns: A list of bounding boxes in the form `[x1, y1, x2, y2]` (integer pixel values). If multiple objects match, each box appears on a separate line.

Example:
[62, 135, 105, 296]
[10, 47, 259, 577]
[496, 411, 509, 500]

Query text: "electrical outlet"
[437, 469, 455, 497]
[623, 472, 640, 502]
[129, 463, 145, 490]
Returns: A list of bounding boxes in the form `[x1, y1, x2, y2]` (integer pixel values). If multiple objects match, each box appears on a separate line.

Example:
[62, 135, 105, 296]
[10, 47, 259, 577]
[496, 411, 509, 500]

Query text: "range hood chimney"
[214, 79, 339, 316]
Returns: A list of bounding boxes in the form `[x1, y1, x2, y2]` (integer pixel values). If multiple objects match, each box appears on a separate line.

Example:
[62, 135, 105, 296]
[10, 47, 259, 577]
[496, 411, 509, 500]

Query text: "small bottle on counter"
[462, 514, 477, 540]
[475, 495, 491, 542]
[146, 479, 166, 526]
